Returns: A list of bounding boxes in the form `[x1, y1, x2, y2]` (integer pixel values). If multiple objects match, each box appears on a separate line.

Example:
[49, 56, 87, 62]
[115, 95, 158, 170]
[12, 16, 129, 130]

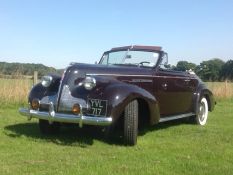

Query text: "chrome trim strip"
[159, 113, 195, 123]
[86, 73, 153, 77]
[19, 108, 112, 127]
[86, 73, 196, 79]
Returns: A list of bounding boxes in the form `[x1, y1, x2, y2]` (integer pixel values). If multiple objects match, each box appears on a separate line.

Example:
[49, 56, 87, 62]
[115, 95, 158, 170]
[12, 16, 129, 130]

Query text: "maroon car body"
[19, 45, 215, 145]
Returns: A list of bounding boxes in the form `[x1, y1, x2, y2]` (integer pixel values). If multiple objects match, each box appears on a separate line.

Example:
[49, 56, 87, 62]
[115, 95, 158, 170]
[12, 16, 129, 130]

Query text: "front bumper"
[19, 107, 112, 128]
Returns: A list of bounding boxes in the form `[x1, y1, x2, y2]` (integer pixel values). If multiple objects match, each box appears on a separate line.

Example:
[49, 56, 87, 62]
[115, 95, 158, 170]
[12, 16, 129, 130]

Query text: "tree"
[175, 61, 196, 71]
[195, 58, 225, 81]
[0, 62, 58, 77]
[220, 60, 233, 80]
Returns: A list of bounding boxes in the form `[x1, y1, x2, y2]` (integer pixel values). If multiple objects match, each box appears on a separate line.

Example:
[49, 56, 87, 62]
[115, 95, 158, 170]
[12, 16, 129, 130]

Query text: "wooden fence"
[0, 72, 232, 99]
[0, 71, 39, 85]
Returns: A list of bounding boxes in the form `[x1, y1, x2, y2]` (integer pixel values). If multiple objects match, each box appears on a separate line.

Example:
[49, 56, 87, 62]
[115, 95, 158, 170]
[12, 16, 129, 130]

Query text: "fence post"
[33, 71, 38, 85]
[225, 80, 227, 98]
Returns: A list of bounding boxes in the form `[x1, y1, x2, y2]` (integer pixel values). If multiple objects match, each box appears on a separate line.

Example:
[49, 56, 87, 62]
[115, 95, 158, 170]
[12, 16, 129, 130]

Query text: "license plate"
[87, 99, 107, 116]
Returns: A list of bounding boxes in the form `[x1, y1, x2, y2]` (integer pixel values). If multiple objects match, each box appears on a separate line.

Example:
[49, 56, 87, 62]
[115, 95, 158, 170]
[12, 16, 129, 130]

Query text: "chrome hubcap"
[198, 102, 206, 121]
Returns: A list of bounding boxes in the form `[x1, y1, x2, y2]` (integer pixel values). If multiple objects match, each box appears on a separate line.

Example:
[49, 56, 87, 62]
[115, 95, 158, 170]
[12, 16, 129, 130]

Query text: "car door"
[153, 68, 194, 116]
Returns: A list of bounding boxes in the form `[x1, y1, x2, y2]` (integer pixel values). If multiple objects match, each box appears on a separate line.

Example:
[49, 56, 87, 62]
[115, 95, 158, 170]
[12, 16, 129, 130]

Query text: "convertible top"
[111, 45, 162, 52]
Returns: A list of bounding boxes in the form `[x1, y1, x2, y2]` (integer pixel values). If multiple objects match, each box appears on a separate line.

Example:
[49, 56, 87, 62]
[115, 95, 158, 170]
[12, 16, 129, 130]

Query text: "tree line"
[0, 59, 232, 81]
[0, 62, 61, 78]
[172, 58, 233, 81]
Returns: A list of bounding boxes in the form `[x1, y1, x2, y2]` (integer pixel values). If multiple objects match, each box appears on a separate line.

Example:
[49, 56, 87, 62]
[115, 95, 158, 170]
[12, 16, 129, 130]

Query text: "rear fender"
[193, 83, 215, 114]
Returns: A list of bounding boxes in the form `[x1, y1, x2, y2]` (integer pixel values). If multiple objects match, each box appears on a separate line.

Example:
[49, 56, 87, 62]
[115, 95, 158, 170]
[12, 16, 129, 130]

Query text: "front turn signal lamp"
[31, 99, 40, 110]
[72, 104, 81, 115]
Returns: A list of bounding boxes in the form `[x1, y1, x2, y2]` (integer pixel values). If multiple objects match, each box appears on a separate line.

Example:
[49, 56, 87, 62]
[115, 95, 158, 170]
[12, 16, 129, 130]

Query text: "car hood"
[63, 63, 153, 80]
[60, 63, 154, 96]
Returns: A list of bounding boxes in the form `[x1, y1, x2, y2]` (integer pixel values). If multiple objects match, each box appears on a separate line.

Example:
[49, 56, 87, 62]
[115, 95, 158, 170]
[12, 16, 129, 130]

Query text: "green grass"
[0, 100, 233, 175]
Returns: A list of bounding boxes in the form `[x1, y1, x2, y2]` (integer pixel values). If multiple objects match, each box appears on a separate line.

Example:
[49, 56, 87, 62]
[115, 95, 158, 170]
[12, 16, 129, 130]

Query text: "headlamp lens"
[83, 77, 96, 90]
[41, 76, 53, 87]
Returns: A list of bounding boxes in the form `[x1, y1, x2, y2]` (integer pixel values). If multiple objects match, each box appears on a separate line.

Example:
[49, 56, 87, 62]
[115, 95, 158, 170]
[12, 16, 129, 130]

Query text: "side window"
[101, 54, 108, 64]
[159, 53, 169, 69]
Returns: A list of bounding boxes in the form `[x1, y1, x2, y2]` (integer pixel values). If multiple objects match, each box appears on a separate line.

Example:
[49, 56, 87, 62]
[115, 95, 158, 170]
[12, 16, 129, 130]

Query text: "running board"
[159, 113, 195, 123]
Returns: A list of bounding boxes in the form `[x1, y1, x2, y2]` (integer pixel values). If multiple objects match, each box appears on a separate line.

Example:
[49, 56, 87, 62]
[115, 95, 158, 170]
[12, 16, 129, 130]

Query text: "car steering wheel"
[138, 61, 151, 66]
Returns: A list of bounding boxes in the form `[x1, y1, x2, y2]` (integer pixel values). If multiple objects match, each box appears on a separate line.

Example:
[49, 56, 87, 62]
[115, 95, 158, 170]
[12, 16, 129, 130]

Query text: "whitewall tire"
[196, 97, 208, 125]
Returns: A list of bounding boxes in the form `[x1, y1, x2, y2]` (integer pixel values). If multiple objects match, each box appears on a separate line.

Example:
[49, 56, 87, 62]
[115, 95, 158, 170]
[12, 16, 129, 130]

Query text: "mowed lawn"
[0, 100, 232, 175]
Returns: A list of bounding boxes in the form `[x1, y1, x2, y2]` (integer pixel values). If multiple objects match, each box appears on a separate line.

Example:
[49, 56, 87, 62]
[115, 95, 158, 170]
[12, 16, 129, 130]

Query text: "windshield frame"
[99, 49, 163, 69]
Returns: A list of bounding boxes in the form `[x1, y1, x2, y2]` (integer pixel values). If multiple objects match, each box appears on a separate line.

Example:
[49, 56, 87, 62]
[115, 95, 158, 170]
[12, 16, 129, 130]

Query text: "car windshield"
[99, 50, 159, 67]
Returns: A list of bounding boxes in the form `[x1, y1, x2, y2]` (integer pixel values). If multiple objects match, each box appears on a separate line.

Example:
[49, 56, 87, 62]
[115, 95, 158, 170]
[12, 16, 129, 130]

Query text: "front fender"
[98, 83, 160, 125]
[29, 83, 47, 102]
[29, 74, 61, 103]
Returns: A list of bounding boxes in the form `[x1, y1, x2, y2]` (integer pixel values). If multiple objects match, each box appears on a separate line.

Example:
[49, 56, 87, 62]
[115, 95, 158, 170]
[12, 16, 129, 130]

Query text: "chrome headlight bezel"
[83, 76, 96, 90]
[41, 75, 53, 88]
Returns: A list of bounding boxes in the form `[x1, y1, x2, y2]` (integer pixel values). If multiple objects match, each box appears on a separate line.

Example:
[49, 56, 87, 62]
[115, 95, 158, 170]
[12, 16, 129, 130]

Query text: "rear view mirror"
[125, 55, 132, 59]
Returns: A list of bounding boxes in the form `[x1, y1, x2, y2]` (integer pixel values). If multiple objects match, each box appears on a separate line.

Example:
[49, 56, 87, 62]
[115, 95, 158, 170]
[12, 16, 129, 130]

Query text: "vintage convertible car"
[19, 45, 215, 145]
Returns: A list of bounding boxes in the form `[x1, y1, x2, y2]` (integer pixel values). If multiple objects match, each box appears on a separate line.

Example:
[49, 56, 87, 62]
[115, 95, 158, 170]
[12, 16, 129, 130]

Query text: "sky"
[0, 0, 233, 69]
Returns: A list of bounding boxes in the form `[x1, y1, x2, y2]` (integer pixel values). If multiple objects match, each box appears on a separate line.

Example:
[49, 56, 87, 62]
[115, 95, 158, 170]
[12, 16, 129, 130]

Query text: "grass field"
[0, 100, 232, 174]
[0, 78, 32, 106]
[206, 81, 233, 99]
[0, 79, 233, 174]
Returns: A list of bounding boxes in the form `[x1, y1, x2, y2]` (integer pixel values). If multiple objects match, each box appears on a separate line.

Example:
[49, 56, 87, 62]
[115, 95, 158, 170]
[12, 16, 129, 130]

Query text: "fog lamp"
[31, 99, 40, 110]
[72, 104, 81, 115]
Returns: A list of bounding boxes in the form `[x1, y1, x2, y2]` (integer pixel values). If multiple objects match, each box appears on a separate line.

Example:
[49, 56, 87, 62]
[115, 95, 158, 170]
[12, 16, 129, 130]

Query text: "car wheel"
[39, 119, 60, 134]
[124, 100, 138, 145]
[195, 97, 209, 125]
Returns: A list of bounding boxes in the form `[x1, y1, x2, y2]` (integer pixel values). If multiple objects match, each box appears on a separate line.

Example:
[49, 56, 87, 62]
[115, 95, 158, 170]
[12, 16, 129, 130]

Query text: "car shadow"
[4, 118, 192, 147]
[4, 123, 103, 148]
[138, 118, 193, 136]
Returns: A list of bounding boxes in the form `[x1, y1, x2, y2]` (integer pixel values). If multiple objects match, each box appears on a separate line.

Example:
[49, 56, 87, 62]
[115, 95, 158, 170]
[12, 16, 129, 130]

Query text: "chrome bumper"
[19, 108, 112, 127]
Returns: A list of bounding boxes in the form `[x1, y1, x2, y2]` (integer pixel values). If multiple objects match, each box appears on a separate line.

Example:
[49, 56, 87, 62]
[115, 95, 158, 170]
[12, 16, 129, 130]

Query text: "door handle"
[162, 83, 168, 90]
[184, 79, 191, 85]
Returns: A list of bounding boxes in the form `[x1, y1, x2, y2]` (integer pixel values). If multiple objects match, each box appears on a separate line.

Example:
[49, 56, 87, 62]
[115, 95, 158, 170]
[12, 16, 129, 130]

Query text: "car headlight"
[41, 75, 53, 87]
[83, 76, 96, 90]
